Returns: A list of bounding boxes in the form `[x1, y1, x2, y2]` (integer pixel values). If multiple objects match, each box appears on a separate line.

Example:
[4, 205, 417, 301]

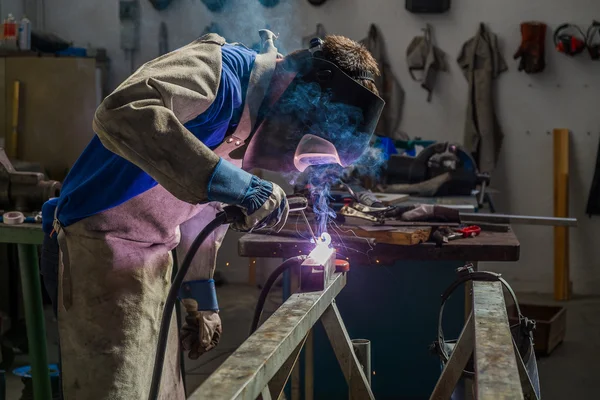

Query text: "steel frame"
[191, 271, 374, 400]
[430, 281, 539, 400]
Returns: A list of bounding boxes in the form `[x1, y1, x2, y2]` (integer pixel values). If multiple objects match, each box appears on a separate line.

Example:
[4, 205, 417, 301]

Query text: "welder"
[40, 30, 384, 399]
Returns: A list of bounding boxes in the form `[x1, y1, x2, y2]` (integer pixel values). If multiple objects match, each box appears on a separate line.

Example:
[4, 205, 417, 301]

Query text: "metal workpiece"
[321, 304, 375, 400]
[192, 272, 347, 400]
[472, 281, 524, 400]
[0, 148, 61, 212]
[460, 212, 577, 227]
[299, 244, 337, 292]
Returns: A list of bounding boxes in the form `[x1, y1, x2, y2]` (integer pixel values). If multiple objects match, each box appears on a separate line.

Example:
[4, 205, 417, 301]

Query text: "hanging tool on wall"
[458, 23, 507, 174]
[405, 0, 450, 13]
[258, 0, 279, 7]
[149, 0, 173, 10]
[514, 22, 547, 73]
[202, 0, 227, 12]
[120, 0, 140, 74]
[302, 23, 327, 48]
[307, 0, 328, 5]
[554, 23, 586, 56]
[406, 24, 448, 102]
[158, 22, 169, 56]
[585, 21, 600, 60]
[361, 24, 406, 139]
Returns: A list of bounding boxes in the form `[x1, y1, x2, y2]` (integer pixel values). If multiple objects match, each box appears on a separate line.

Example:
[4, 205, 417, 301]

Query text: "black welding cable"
[149, 209, 241, 400]
[249, 256, 307, 336]
[170, 249, 187, 396]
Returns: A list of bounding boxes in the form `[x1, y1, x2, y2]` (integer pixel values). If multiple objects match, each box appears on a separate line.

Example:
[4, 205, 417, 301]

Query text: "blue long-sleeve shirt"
[42, 44, 256, 234]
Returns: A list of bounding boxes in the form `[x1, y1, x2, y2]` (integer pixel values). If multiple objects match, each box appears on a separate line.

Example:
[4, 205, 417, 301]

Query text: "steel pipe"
[460, 212, 577, 227]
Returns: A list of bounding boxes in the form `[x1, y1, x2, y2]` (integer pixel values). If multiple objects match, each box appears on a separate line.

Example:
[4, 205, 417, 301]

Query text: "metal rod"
[351, 339, 372, 386]
[301, 210, 318, 243]
[460, 212, 577, 227]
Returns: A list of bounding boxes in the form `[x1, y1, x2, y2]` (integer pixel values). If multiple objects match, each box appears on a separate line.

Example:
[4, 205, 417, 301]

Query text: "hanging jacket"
[586, 137, 600, 215]
[457, 23, 507, 173]
[406, 24, 448, 102]
[361, 24, 407, 140]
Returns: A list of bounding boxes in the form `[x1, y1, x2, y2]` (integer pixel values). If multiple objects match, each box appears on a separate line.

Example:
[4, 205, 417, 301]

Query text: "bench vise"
[0, 148, 62, 212]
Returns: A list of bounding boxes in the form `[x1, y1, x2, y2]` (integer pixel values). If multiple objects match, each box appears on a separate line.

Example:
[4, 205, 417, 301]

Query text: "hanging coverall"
[41, 31, 288, 400]
[457, 23, 507, 173]
[361, 24, 406, 140]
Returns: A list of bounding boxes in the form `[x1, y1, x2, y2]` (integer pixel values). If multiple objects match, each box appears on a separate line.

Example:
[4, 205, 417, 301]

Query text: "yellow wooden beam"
[553, 129, 570, 300]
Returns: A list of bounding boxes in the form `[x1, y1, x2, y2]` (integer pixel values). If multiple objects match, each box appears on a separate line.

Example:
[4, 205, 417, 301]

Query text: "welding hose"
[249, 256, 307, 336]
[148, 206, 244, 400]
[149, 197, 308, 400]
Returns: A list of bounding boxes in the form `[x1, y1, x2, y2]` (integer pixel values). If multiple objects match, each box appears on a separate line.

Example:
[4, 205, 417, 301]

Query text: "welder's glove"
[207, 159, 289, 232]
[180, 299, 222, 359]
[400, 204, 460, 223]
[514, 22, 547, 74]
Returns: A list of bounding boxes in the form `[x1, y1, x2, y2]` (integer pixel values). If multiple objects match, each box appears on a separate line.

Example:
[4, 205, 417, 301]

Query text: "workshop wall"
[28, 0, 600, 294]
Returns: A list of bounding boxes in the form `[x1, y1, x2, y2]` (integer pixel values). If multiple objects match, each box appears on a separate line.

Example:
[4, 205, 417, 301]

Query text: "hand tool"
[455, 225, 481, 238]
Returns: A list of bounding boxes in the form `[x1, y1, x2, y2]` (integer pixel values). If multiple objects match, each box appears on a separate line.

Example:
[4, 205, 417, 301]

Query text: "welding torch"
[286, 195, 319, 243]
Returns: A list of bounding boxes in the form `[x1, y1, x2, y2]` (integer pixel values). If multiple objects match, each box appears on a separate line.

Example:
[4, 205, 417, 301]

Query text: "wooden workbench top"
[238, 229, 520, 264]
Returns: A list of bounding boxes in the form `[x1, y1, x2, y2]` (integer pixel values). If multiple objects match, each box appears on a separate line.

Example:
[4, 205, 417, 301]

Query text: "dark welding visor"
[243, 43, 386, 173]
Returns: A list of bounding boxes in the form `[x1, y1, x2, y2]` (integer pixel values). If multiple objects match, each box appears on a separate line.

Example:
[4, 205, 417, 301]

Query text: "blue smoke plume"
[275, 81, 387, 237]
[199, 3, 388, 236]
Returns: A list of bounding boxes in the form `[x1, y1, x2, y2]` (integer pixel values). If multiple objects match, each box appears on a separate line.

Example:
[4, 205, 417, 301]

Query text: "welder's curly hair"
[321, 35, 380, 96]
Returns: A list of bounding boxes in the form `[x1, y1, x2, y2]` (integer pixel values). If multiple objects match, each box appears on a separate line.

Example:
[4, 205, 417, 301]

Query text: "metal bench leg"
[321, 302, 375, 400]
[17, 243, 51, 400]
[430, 315, 474, 400]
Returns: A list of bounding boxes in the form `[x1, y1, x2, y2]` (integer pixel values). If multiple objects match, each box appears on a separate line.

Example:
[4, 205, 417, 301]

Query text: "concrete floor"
[3, 286, 599, 399]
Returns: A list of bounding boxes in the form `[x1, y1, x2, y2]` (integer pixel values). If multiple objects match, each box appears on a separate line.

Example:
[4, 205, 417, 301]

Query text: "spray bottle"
[18, 15, 31, 51]
[2, 14, 17, 50]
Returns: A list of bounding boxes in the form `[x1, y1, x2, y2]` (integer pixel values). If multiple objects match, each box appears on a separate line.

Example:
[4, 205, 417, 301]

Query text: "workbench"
[238, 229, 520, 399]
[0, 223, 52, 400]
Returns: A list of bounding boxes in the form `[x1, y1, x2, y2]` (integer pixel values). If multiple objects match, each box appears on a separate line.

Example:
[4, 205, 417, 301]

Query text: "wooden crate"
[508, 304, 567, 355]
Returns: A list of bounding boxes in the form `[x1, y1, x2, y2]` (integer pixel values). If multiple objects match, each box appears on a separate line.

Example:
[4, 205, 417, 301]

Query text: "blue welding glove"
[207, 158, 289, 232]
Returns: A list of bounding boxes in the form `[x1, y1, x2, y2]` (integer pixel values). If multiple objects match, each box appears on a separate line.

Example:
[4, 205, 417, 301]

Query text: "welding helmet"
[242, 38, 386, 173]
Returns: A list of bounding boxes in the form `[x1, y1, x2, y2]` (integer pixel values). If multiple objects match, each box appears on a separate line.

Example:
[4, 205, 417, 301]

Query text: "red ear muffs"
[554, 23, 586, 56]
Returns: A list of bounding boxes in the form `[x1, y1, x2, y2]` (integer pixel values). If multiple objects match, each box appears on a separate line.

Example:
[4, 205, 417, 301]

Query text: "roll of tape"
[3, 211, 25, 225]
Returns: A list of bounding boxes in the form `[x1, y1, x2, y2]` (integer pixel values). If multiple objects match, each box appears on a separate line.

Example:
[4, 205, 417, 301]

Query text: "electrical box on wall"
[120, 0, 140, 51]
[406, 0, 450, 13]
